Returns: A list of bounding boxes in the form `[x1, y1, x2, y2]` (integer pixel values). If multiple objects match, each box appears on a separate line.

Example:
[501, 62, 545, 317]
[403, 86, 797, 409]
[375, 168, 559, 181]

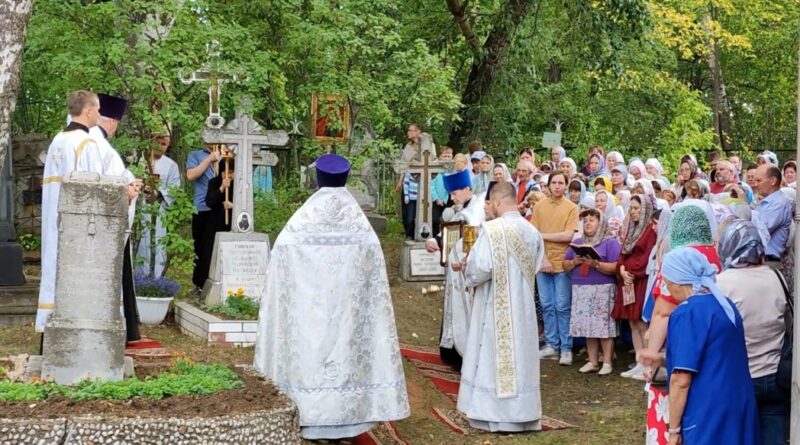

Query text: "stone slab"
[0, 281, 38, 327]
[365, 212, 387, 235]
[175, 302, 258, 347]
[202, 232, 271, 306]
[399, 241, 445, 282]
[0, 242, 25, 286]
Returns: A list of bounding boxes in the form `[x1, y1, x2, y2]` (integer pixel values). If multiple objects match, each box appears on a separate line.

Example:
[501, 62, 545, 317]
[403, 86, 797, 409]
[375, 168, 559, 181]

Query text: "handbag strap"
[773, 268, 794, 316]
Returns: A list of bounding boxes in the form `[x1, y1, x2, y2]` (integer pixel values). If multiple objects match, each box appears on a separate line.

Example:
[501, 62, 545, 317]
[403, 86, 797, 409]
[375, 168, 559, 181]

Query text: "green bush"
[253, 179, 312, 241]
[0, 360, 243, 402]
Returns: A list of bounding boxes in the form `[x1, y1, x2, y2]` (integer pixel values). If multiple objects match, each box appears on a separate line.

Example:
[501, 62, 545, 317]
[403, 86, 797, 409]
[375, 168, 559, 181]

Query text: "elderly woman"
[717, 220, 788, 445]
[560, 157, 578, 180]
[628, 159, 650, 182]
[551, 146, 566, 165]
[606, 151, 624, 171]
[564, 209, 622, 375]
[493, 163, 513, 183]
[611, 194, 657, 379]
[646, 158, 667, 182]
[661, 247, 758, 445]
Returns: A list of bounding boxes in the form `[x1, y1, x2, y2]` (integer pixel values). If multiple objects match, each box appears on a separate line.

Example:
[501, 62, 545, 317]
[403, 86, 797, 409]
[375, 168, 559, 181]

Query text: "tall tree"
[0, 0, 34, 169]
[446, 0, 537, 148]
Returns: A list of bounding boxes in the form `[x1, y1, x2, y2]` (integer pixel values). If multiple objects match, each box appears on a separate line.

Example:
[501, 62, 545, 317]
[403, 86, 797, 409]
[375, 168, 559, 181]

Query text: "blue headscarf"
[661, 247, 736, 326]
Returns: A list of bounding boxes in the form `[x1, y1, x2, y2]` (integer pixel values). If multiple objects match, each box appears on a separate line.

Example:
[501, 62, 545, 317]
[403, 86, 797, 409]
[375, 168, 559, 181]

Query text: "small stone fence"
[175, 301, 258, 347]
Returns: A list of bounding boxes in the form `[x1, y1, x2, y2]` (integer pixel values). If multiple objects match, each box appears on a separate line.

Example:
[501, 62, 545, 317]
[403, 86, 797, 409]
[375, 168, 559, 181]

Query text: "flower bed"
[175, 301, 258, 347]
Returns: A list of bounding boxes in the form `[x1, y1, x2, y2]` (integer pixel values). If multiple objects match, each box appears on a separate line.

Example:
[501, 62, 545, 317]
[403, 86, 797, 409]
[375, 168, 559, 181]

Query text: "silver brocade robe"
[440, 192, 486, 355]
[253, 187, 409, 440]
[458, 211, 544, 432]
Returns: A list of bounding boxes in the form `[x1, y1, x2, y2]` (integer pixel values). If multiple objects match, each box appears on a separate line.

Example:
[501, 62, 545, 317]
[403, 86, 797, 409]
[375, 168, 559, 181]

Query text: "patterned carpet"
[400, 344, 575, 435]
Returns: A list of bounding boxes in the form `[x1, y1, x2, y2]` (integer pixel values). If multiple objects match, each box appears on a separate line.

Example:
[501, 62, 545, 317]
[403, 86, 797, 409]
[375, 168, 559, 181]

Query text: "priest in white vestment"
[37, 91, 109, 332]
[254, 154, 409, 440]
[425, 169, 485, 369]
[458, 181, 545, 432]
[136, 130, 181, 277]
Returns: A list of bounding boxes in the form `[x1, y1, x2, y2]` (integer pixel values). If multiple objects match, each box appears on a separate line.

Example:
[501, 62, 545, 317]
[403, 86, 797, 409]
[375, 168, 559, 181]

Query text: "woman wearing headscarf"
[616, 190, 632, 214]
[560, 157, 578, 180]
[606, 151, 624, 171]
[717, 220, 788, 445]
[645, 158, 667, 183]
[611, 194, 657, 379]
[610, 165, 629, 195]
[661, 248, 758, 445]
[594, 189, 624, 239]
[639, 205, 723, 442]
[675, 155, 706, 194]
[631, 179, 659, 210]
[551, 146, 566, 165]
[567, 178, 586, 206]
[757, 150, 779, 166]
[492, 163, 513, 183]
[628, 159, 651, 182]
[586, 152, 610, 184]
[564, 209, 622, 375]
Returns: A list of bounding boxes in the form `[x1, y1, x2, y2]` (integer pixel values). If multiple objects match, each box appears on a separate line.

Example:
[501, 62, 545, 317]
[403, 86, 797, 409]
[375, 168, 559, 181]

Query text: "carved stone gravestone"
[41, 172, 128, 384]
[202, 109, 285, 305]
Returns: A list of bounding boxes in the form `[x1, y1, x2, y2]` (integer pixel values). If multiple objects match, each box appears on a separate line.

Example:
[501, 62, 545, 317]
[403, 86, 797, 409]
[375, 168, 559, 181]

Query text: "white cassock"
[459, 211, 544, 432]
[254, 186, 410, 440]
[440, 192, 486, 356]
[135, 155, 181, 277]
[89, 126, 137, 228]
[36, 127, 106, 332]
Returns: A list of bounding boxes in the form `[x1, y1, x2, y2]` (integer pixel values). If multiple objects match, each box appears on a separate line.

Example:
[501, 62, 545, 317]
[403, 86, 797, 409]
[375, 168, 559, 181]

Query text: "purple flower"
[134, 274, 180, 298]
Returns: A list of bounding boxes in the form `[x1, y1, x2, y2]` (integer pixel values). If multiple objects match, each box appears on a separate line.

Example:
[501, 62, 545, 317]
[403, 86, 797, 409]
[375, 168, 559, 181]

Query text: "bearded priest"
[425, 169, 486, 369]
[458, 181, 545, 432]
[254, 154, 409, 440]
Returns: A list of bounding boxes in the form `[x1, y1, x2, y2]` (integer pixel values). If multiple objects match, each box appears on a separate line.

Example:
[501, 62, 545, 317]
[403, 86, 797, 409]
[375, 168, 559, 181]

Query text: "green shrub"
[202, 290, 260, 320]
[253, 179, 311, 241]
[0, 360, 243, 402]
[16, 233, 41, 252]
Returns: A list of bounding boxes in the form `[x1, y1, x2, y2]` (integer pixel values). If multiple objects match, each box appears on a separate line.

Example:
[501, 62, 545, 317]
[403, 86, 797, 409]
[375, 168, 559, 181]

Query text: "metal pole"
[791, 20, 800, 445]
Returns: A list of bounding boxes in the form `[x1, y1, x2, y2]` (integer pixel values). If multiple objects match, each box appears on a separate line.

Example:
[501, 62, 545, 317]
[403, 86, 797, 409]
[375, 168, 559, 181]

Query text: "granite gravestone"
[201, 109, 285, 305]
[41, 172, 128, 384]
[0, 145, 24, 285]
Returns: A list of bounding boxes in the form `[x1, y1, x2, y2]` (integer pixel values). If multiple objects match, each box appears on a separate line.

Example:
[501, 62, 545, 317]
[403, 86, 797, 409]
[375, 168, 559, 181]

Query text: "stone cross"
[394, 155, 454, 241]
[41, 172, 128, 384]
[202, 108, 288, 233]
[179, 40, 237, 129]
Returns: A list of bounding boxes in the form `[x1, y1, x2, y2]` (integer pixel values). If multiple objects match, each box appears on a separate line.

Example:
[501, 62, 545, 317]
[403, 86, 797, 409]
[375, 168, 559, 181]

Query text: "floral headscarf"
[580, 208, 613, 247]
[718, 219, 765, 270]
[668, 204, 713, 249]
[621, 194, 654, 254]
[587, 153, 609, 179]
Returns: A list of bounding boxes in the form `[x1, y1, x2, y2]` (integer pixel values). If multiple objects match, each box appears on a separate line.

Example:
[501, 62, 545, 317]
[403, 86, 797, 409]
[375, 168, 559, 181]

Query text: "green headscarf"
[668, 205, 713, 249]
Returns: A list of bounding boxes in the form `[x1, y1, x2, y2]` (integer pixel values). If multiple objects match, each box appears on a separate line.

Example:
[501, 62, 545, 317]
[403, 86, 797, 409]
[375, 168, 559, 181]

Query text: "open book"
[568, 243, 601, 261]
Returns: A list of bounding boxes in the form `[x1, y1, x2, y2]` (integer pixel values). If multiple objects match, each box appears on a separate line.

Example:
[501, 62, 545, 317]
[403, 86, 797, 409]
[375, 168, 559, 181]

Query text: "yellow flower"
[227, 290, 234, 297]
[236, 288, 245, 296]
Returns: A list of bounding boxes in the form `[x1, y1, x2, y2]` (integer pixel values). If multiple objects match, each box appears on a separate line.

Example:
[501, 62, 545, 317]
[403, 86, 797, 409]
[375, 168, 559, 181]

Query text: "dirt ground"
[0, 234, 646, 444]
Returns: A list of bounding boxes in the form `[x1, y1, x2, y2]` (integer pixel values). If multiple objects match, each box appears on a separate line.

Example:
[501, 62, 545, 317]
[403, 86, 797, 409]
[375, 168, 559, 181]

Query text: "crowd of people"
[408, 129, 795, 444]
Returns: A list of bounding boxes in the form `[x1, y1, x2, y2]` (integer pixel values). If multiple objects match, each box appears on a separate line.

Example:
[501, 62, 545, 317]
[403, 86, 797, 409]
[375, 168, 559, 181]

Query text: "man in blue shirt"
[755, 164, 793, 260]
[186, 146, 222, 290]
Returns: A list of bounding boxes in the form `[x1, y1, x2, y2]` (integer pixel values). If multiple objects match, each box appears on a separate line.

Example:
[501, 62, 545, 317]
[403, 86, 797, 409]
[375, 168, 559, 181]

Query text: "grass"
[0, 234, 647, 444]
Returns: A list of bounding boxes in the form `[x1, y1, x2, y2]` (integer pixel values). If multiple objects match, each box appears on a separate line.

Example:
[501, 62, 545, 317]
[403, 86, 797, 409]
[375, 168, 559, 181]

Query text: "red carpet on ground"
[124, 337, 172, 360]
[400, 344, 575, 434]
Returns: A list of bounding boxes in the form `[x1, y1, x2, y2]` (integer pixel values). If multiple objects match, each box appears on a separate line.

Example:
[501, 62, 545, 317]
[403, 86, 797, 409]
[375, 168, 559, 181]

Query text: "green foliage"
[202, 291, 259, 321]
[16, 233, 41, 252]
[253, 180, 311, 241]
[159, 186, 197, 277]
[0, 360, 243, 402]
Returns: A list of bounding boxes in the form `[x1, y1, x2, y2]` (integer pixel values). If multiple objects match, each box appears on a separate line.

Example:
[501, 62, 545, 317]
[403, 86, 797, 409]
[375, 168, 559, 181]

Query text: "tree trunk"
[0, 0, 34, 170]
[703, 15, 733, 152]
[447, 0, 536, 149]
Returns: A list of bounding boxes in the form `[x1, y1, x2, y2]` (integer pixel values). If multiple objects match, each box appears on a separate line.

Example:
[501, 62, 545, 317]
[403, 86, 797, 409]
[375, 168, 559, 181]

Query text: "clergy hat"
[316, 154, 351, 188]
[98, 93, 128, 121]
[443, 170, 472, 193]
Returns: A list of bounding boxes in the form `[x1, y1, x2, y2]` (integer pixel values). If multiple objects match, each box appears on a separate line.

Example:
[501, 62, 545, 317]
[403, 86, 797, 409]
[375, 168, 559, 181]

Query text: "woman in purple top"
[563, 208, 622, 375]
